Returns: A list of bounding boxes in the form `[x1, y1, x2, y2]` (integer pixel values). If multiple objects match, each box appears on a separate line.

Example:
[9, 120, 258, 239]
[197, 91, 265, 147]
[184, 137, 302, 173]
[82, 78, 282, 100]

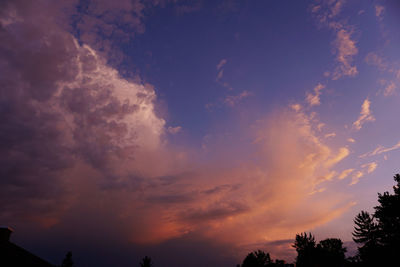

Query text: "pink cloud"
[353, 99, 375, 131]
[383, 81, 396, 96]
[224, 90, 252, 107]
[0, 1, 361, 263]
[332, 29, 358, 80]
[306, 83, 325, 106]
[360, 141, 400, 158]
[375, 5, 385, 20]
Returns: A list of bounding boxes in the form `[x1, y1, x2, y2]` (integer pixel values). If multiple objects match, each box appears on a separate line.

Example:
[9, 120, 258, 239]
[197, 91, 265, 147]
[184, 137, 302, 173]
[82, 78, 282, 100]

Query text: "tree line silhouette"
[235, 173, 400, 267]
[59, 173, 400, 267]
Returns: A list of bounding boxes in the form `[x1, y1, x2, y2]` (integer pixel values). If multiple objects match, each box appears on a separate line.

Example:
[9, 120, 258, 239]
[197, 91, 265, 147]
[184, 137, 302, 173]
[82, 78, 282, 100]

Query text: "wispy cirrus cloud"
[216, 58, 232, 90]
[349, 162, 377, 185]
[375, 5, 385, 20]
[217, 58, 227, 71]
[347, 138, 356, 143]
[310, 0, 346, 24]
[332, 29, 358, 80]
[365, 52, 387, 71]
[338, 169, 354, 180]
[383, 81, 396, 96]
[352, 99, 375, 131]
[306, 83, 325, 106]
[362, 162, 378, 174]
[167, 126, 182, 134]
[310, 0, 359, 80]
[350, 171, 364, 185]
[360, 141, 400, 158]
[325, 132, 336, 138]
[224, 90, 252, 107]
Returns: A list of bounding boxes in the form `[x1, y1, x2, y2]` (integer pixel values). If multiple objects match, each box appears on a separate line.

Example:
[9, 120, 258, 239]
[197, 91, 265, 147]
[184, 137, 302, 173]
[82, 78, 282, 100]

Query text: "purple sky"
[1, 0, 400, 266]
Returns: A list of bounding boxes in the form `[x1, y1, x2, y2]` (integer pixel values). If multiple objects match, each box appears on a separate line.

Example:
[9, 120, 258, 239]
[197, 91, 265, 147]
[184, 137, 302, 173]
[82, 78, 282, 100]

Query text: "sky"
[1, 0, 400, 266]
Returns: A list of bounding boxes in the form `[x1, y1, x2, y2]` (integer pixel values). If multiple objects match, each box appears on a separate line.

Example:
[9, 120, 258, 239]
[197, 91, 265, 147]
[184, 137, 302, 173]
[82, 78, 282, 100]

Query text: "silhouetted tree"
[293, 232, 316, 267]
[317, 238, 346, 267]
[241, 250, 273, 267]
[352, 173, 400, 266]
[353, 211, 378, 245]
[274, 259, 287, 267]
[140, 256, 153, 267]
[293, 233, 348, 267]
[61, 251, 73, 267]
[373, 173, 400, 265]
[352, 211, 380, 266]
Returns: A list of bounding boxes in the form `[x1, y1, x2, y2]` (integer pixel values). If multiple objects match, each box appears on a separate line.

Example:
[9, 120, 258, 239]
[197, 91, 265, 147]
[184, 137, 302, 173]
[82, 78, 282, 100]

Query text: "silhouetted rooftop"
[0, 227, 55, 267]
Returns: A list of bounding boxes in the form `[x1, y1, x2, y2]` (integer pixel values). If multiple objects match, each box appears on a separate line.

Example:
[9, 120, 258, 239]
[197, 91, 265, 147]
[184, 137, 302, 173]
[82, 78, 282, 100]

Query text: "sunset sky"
[1, 0, 400, 266]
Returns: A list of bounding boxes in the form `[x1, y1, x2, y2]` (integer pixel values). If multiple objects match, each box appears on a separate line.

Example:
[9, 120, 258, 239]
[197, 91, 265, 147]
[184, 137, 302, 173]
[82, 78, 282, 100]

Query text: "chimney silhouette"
[0, 227, 13, 242]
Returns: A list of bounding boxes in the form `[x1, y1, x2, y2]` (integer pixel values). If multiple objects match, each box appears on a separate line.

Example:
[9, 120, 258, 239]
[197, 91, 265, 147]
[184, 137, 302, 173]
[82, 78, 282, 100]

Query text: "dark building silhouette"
[0, 227, 55, 267]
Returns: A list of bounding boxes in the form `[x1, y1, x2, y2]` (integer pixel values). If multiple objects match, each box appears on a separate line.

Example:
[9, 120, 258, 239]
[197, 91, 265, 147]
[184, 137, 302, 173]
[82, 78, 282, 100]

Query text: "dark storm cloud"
[0, 0, 80, 221]
[180, 201, 249, 222]
[0, 0, 165, 224]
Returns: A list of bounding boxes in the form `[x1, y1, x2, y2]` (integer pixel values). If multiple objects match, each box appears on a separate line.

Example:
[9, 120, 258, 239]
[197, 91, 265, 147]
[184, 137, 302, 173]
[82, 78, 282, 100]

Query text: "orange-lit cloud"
[350, 171, 364, 185]
[332, 29, 358, 80]
[338, 169, 354, 180]
[383, 81, 396, 96]
[353, 99, 375, 131]
[310, 0, 360, 80]
[325, 132, 336, 138]
[362, 162, 378, 174]
[360, 141, 400, 158]
[348, 162, 377, 185]
[0, 1, 367, 264]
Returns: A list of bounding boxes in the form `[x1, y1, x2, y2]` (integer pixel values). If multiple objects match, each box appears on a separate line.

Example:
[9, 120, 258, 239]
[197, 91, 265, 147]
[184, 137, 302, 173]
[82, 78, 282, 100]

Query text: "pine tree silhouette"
[61, 251, 73, 267]
[140, 256, 153, 267]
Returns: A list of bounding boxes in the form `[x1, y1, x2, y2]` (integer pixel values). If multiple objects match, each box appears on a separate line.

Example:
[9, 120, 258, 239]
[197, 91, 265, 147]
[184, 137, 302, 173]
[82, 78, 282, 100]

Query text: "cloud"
[332, 29, 358, 80]
[306, 83, 325, 106]
[291, 103, 302, 112]
[0, 0, 168, 225]
[324, 147, 350, 167]
[167, 126, 182, 134]
[0, 1, 359, 265]
[330, 0, 346, 18]
[310, 1, 359, 80]
[338, 169, 354, 180]
[348, 162, 377, 185]
[325, 132, 336, 138]
[347, 138, 355, 143]
[310, 0, 346, 24]
[362, 162, 378, 174]
[217, 58, 227, 70]
[352, 99, 375, 131]
[224, 90, 252, 107]
[365, 52, 387, 70]
[215, 58, 234, 91]
[383, 81, 396, 96]
[375, 5, 385, 20]
[216, 59, 227, 81]
[73, 0, 149, 62]
[360, 141, 400, 158]
[350, 171, 364, 185]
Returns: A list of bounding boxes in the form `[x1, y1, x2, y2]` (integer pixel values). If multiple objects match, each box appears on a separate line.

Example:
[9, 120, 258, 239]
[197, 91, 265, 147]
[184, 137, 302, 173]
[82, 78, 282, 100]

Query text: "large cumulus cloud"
[0, 0, 166, 226]
[1, 1, 356, 265]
